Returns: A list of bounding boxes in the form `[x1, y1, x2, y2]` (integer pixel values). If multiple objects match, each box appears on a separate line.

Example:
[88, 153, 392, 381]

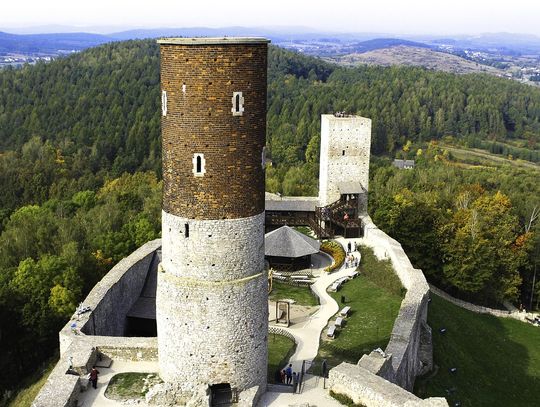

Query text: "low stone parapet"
[329, 363, 447, 407]
[429, 284, 528, 321]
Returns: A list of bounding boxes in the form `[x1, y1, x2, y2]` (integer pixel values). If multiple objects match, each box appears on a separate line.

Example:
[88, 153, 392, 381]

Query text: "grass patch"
[7, 357, 57, 407]
[105, 372, 162, 400]
[267, 333, 297, 383]
[357, 246, 405, 297]
[269, 280, 319, 306]
[293, 226, 315, 237]
[329, 390, 366, 407]
[311, 246, 404, 373]
[415, 294, 540, 407]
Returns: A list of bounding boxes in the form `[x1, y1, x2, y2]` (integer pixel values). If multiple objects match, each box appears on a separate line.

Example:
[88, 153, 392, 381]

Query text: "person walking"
[285, 363, 293, 385]
[89, 366, 100, 389]
[347, 241, 351, 253]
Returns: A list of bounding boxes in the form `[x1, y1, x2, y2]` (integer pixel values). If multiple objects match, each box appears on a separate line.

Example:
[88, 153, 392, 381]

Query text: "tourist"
[285, 363, 293, 384]
[280, 369, 286, 384]
[347, 242, 351, 253]
[89, 366, 100, 389]
[322, 359, 328, 378]
[292, 372, 298, 393]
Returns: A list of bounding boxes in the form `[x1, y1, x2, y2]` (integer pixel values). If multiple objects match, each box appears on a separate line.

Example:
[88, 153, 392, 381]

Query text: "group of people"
[345, 254, 358, 268]
[345, 240, 358, 268]
[276, 363, 300, 392]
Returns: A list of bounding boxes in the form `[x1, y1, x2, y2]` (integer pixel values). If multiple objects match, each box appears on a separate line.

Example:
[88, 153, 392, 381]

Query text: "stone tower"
[156, 37, 269, 404]
[318, 114, 372, 209]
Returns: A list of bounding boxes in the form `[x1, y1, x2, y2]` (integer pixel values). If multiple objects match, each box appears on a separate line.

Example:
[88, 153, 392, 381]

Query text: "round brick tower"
[156, 37, 269, 403]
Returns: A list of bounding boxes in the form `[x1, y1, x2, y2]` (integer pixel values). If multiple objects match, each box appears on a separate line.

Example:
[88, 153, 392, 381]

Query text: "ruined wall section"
[329, 216, 442, 404]
[329, 363, 447, 407]
[359, 215, 432, 390]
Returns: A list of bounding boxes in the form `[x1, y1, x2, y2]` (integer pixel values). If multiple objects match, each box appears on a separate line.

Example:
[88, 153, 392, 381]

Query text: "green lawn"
[105, 372, 162, 400]
[311, 246, 404, 373]
[269, 280, 319, 306]
[267, 333, 297, 383]
[415, 294, 540, 407]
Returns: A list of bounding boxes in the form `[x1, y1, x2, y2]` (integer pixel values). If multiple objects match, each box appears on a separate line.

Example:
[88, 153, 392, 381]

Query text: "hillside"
[416, 294, 540, 407]
[333, 45, 505, 75]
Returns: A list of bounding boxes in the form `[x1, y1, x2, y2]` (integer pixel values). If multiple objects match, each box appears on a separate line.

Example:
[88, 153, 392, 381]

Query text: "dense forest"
[0, 40, 539, 400]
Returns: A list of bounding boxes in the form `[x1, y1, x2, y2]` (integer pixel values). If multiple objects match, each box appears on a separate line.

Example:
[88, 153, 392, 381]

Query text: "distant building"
[393, 159, 415, 169]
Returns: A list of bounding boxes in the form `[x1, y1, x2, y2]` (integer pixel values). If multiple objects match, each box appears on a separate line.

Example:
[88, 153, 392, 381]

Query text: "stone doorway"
[210, 383, 237, 406]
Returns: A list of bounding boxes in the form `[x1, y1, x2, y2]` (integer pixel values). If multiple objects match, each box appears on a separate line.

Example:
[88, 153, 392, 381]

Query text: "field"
[444, 145, 540, 170]
[415, 294, 540, 407]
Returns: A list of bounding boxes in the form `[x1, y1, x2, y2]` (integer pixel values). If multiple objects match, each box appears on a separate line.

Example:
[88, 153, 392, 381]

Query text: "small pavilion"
[264, 225, 320, 271]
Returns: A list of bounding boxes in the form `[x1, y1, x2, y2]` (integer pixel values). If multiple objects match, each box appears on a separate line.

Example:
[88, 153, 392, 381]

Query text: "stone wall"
[328, 216, 447, 406]
[429, 284, 528, 321]
[158, 210, 268, 399]
[329, 363, 447, 407]
[59, 239, 161, 355]
[359, 215, 432, 390]
[34, 240, 161, 407]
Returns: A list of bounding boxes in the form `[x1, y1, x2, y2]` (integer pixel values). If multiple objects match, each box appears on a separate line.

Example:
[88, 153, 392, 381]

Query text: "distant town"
[0, 51, 77, 68]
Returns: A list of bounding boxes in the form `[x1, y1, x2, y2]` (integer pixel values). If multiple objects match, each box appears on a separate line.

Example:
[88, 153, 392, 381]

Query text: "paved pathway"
[271, 238, 361, 373]
[258, 375, 343, 407]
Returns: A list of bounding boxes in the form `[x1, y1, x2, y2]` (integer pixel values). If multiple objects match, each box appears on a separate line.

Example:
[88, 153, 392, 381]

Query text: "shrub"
[320, 240, 346, 272]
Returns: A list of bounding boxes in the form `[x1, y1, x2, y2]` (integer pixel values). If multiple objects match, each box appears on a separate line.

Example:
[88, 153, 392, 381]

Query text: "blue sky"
[1, 0, 540, 36]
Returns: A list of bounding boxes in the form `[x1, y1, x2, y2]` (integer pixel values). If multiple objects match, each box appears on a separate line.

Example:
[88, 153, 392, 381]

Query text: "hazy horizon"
[3, 24, 540, 40]
[2, 0, 540, 37]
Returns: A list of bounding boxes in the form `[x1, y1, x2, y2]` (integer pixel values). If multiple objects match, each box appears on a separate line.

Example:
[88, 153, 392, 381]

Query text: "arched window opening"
[192, 153, 206, 177]
[231, 92, 244, 116]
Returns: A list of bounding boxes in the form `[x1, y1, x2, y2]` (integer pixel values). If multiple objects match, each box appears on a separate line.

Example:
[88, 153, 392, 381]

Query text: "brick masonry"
[160, 39, 268, 220]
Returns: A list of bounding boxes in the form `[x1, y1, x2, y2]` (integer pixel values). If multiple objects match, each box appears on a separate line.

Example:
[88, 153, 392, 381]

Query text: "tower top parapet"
[157, 37, 270, 45]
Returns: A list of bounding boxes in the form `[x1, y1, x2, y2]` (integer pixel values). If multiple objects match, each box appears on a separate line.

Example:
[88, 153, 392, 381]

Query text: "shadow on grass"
[415, 294, 540, 407]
